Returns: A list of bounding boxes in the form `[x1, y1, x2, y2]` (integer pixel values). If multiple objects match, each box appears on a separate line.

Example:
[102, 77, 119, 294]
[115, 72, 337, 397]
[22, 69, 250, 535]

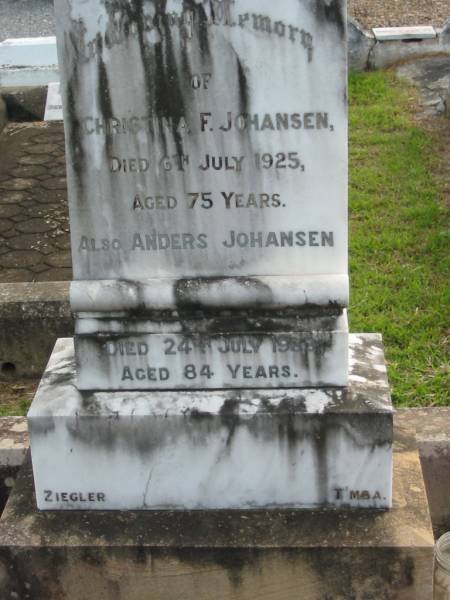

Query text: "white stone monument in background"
[27, 0, 393, 510]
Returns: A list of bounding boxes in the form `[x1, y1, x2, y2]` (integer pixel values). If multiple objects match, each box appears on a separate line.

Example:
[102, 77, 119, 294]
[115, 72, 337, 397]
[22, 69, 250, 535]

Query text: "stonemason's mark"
[334, 487, 386, 502]
[43, 490, 106, 503]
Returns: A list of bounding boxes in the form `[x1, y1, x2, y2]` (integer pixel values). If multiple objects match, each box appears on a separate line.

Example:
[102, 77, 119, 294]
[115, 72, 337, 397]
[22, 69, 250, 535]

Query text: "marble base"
[28, 334, 393, 510]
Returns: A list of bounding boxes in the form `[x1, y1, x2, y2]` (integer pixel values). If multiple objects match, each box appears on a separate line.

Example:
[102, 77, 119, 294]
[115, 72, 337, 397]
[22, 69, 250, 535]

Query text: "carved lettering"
[43, 490, 106, 502]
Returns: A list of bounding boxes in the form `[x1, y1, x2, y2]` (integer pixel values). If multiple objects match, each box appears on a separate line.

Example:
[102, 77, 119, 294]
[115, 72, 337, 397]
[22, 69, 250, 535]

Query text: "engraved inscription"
[83, 111, 332, 136]
[84, 332, 339, 388]
[81, 4, 315, 62]
[44, 490, 106, 503]
[78, 230, 335, 252]
[59, 0, 348, 281]
[334, 488, 385, 502]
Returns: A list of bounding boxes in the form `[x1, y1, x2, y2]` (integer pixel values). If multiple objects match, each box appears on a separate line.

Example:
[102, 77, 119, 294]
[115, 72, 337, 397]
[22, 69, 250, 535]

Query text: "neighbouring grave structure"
[26, 0, 395, 510]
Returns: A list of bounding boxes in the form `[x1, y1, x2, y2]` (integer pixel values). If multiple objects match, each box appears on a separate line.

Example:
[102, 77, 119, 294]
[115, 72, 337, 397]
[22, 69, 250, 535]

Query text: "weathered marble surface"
[71, 274, 349, 313]
[55, 0, 348, 299]
[28, 334, 393, 510]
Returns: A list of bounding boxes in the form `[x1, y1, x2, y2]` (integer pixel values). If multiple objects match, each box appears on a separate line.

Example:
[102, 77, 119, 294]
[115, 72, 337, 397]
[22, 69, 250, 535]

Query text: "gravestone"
[65, 0, 350, 391]
[27, 0, 393, 510]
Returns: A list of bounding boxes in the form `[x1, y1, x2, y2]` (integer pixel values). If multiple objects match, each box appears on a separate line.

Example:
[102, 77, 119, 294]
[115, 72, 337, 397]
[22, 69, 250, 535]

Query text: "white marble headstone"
[54, 0, 349, 389]
[29, 2, 394, 513]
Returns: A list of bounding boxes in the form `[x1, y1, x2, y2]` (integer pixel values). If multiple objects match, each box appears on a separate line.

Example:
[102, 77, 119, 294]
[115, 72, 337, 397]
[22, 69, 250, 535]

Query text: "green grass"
[348, 71, 449, 407]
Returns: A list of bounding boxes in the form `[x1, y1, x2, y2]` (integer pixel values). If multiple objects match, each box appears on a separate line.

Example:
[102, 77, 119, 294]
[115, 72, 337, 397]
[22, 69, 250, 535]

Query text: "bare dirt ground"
[0, 379, 38, 415]
[348, 0, 450, 30]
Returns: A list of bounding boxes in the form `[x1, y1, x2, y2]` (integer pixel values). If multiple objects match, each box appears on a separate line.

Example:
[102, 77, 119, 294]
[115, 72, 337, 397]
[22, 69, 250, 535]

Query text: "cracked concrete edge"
[0, 418, 28, 468]
[0, 282, 73, 377]
[348, 16, 376, 72]
[397, 408, 450, 459]
[0, 282, 71, 320]
[0, 281, 70, 306]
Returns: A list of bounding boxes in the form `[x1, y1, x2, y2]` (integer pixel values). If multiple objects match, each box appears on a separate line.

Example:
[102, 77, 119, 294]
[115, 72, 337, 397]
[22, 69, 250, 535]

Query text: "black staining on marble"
[97, 41, 114, 157]
[219, 399, 240, 448]
[257, 395, 307, 415]
[275, 400, 299, 467]
[345, 413, 393, 449]
[313, 0, 346, 39]
[61, 390, 392, 489]
[305, 331, 334, 373]
[174, 277, 274, 311]
[79, 392, 104, 414]
[236, 57, 249, 116]
[115, 280, 148, 317]
[64, 30, 87, 204]
[313, 420, 330, 503]
[76, 306, 344, 335]
[29, 416, 56, 437]
[151, 0, 187, 158]
[65, 413, 159, 455]
[188, 408, 214, 423]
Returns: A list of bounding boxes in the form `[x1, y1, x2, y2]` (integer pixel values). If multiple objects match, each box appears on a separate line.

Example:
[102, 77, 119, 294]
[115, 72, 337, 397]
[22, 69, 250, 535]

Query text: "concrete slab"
[0, 37, 57, 67]
[0, 417, 28, 513]
[396, 56, 450, 117]
[0, 282, 71, 377]
[399, 407, 450, 540]
[0, 423, 434, 599]
[373, 26, 437, 41]
[0, 37, 58, 86]
[0, 66, 60, 87]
